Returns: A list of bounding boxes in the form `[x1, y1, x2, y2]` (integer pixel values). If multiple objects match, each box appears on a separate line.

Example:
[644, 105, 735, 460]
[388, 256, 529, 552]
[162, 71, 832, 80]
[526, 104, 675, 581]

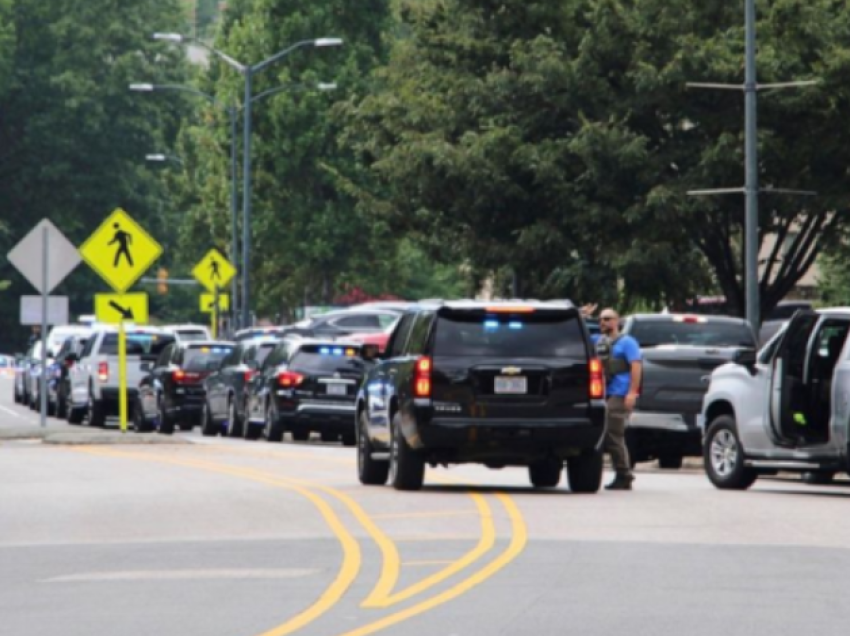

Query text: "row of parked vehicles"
[11, 299, 849, 493]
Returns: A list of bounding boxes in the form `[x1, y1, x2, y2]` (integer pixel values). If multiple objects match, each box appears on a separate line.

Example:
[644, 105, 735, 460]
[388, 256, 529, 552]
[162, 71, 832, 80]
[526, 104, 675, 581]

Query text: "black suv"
[355, 300, 607, 491]
[246, 337, 372, 444]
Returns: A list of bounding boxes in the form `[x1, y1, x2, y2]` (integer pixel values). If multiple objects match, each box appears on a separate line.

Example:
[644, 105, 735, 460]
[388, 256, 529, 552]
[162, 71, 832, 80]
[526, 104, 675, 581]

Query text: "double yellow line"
[75, 446, 527, 636]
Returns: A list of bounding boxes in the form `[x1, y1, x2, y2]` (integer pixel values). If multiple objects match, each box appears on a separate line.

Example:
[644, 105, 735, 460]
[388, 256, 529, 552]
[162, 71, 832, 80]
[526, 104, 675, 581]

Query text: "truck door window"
[405, 312, 435, 356]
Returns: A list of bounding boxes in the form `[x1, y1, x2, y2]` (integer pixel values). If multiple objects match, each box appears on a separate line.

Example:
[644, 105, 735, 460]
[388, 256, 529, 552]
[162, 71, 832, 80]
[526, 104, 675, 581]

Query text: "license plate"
[494, 376, 527, 394]
[326, 383, 347, 396]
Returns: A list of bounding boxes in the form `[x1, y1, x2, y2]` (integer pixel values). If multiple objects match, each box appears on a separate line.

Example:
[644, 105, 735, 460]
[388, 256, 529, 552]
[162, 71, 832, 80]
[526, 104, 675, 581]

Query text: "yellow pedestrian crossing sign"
[80, 209, 163, 293]
[192, 248, 236, 292]
[200, 293, 230, 313]
[94, 292, 149, 324]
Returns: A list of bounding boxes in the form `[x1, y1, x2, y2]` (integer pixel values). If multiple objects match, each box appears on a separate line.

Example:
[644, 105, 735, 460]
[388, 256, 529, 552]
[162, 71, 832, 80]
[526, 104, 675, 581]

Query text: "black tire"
[291, 428, 310, 442]
[200, 401, 218, 437]
[56, 393, 67, 419]
[87, 391, 106, 428]
[13, 384, 21, 404]
[389, 412, 425, 491]
[242, 407, 261, 440]
[158, 399, 175, 435]
[47, 397, 57, 417]
[529, 458, 562, 488]
[801, 471, 836, 485]
[658, 454, 684, 470]
[357, 410, 389, 485]
[227, 398, 243, 438]
[566, 450, 603, 493]
[703, 415, 757, 490]
[340, 431, 356, 447]
[132, 399, 154, 433]
[66, 400, 85, 425]
[264, 401, 284, 443]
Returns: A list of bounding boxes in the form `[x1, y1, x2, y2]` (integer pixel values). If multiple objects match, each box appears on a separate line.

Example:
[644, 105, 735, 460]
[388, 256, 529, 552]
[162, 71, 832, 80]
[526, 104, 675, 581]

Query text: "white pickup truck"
[66, 327, 175, 426]
[700, 308, 850, 489]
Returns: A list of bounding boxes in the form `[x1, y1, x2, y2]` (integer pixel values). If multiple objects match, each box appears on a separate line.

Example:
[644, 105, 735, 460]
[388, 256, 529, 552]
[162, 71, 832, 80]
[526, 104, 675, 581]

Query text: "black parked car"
[135, 340, 235, 435]
[201, 337, 279, 438]
[356, 300, 607, 491]
[47, 334, 90, 418]
[245, 338, 373, 444]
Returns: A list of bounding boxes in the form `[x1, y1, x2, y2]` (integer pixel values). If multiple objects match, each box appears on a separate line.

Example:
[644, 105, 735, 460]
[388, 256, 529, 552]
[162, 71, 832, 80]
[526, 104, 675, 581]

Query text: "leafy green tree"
[170, 0, 403, 321]
[345, 0, 850, 317]
[0, 0, 191, 350]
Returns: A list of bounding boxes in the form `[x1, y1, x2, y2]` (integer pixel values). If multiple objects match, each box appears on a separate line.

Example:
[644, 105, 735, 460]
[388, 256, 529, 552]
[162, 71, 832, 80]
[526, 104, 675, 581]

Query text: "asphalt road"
[1, 375, 849, 636]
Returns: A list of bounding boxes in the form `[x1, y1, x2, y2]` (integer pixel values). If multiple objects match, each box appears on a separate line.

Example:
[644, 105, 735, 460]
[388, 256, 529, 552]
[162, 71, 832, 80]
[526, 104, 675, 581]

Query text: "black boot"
[605, 473, 634, 491]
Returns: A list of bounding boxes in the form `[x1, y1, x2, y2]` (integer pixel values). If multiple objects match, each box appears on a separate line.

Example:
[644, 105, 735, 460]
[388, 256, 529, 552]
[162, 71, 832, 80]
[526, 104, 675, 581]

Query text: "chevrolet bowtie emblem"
[501, 366, 522, 375]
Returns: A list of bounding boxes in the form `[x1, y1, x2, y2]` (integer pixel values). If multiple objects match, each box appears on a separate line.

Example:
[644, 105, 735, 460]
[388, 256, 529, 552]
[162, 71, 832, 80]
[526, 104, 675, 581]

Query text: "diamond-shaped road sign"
[192, 248, 236, 293]
[80, 208, 162, 293]
[200, 293, 230, 313]
[7, 219, 81, 294]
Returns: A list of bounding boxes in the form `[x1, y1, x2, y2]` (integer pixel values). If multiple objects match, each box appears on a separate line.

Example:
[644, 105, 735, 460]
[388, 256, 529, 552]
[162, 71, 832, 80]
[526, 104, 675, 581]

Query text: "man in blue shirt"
[589, 307, 643, 490]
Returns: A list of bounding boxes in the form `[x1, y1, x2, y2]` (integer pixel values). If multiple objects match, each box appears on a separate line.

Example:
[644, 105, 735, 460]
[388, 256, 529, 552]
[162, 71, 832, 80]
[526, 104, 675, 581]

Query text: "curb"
[0, 427, 191, 445]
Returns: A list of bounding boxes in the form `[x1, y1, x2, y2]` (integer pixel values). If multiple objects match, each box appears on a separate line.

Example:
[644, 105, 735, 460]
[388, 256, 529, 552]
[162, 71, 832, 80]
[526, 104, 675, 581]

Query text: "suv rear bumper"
[279, 399, 356, 432]
[414, 413, 605, 463]
[626, 411, 702, 461]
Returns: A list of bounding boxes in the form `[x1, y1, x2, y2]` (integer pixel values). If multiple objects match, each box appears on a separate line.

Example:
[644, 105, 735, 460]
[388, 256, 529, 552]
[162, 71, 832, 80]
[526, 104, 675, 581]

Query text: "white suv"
[700, 308, 850, 489]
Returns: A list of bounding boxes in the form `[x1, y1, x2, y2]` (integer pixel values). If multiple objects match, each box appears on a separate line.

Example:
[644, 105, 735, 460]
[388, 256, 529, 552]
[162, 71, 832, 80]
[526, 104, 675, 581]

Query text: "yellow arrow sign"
[192, 248, 236, 293]
[200, 293, 230, 313]
[94, 293, 149, 325]
[80, 209, 163, 293]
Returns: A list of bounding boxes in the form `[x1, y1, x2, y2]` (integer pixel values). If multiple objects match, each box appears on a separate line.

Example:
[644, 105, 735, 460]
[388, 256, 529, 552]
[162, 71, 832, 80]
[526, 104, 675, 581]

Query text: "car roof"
[179, 340, 235, 348]
[290, 337, 364, 349]
[628, 313, 749, 325]
[408, 299, 576, 311]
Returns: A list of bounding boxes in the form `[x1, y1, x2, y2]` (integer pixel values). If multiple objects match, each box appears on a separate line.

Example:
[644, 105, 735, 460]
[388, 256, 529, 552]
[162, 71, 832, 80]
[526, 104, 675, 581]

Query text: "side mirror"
[361, 344, 381, 361]
[733, 348, 758, 373]
[140, 362, 152, 373]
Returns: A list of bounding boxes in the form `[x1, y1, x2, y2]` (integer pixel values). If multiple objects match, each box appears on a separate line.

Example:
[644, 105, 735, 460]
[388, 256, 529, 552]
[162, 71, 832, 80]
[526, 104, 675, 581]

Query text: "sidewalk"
[0, 422, 191, 445]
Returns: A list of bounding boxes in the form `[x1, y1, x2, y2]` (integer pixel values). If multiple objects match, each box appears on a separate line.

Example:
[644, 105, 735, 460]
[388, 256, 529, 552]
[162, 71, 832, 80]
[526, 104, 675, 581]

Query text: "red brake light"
[413, 356, 432, 398]
[243, 370, 254, 383]
[173, 369, 186, 383]
[588, 358, 604, 399]
[278, 371, 304, 387]
[97, 362, 109, 383]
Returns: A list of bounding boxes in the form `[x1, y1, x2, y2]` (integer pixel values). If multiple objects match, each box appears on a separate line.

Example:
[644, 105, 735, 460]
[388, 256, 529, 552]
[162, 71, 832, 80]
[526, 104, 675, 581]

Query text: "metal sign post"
[39, 226, 48, 428]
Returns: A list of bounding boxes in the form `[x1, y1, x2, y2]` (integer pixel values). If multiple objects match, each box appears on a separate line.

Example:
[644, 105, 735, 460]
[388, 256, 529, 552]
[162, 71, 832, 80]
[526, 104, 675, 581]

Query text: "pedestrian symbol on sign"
[210, 256, 221, 282]
[109, 223, 134, 268]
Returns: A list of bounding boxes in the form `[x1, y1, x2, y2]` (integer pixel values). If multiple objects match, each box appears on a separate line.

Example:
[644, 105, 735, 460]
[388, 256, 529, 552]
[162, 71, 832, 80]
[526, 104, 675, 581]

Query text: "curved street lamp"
[153, 33, 343, 328]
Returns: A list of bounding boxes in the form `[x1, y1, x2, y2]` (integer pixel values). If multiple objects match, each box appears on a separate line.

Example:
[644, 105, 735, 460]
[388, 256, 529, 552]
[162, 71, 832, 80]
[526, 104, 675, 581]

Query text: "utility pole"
[687, 0, 817, 331]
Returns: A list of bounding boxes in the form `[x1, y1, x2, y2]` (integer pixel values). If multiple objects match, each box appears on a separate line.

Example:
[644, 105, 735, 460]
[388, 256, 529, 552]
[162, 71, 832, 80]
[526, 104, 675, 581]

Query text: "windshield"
[434, 311, 586, 358]
[101, 333, 175, 356]
[630, 320, 756, 348]
[183, 345, 235, 371]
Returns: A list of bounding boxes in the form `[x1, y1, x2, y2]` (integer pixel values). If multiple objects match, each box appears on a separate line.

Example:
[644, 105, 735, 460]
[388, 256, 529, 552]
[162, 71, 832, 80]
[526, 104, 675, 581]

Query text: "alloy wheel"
[710, 429, 739, 478]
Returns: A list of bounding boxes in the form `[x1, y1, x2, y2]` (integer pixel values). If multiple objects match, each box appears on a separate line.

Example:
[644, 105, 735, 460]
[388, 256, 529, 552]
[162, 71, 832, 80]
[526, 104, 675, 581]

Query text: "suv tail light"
[173, 369, 187, 384]
[97, 362, 109, 383]
[413, 356, 432, 398]
[278, 371, 304, 387]
[243, 370, 255, 383]
[588, 359, 604, 399]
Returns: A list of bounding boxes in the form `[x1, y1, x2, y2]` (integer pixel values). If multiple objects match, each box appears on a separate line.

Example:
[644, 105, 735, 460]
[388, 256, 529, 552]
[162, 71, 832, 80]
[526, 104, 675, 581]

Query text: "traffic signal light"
[157, 267, 169, 295]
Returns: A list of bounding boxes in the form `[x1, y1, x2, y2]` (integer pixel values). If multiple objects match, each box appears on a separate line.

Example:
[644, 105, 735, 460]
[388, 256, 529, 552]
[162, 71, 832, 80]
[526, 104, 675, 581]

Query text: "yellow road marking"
[72, 448, 361, 636]
[370, 510, 480, 520]
[335, 494, 527, 636]
[363, 493, 495, 608]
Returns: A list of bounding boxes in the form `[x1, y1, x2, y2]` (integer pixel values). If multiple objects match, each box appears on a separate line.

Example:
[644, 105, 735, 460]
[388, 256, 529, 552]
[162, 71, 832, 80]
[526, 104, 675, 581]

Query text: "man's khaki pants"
[604, 396, 633, 477]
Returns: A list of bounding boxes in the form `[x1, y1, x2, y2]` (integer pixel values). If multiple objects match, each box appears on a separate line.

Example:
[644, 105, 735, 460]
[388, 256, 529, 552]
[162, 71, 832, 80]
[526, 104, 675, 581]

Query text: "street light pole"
[152, 33, 342, 329]
[130, 82, 241, 328]
[743, 0, 759, 330]
[242, 69, 253, 328]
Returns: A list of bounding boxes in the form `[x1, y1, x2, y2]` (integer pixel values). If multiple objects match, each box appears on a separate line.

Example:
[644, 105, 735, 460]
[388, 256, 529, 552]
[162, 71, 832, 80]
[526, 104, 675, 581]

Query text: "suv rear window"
[290, 345, 367, 374]
[182, 345, 235, 371]
[433, 311, 586, 358]
[630, 320, 756, 348]
[101, 333, 175, 356]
